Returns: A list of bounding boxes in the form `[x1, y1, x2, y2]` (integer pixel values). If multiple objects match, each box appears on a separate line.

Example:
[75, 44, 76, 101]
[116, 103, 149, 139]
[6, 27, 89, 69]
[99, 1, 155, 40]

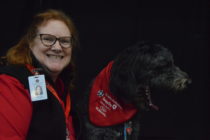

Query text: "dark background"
[0, 0, 209, 139]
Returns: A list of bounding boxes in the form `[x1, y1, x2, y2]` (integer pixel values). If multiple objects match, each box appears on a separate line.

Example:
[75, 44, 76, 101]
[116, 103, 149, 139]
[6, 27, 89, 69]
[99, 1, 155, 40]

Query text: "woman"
[0, 9, 79, 140]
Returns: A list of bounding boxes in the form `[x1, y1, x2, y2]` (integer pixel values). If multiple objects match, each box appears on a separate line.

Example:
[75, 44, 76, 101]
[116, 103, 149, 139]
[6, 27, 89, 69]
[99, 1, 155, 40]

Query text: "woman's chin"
[49, 67, 62, 73]
[44, 66, 63, 75]
[42, 64, 66, 79]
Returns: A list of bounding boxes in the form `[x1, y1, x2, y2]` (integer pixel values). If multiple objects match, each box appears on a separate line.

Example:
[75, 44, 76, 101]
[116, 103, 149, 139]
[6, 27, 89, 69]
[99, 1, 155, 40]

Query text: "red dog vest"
[89, 61, 138, 126]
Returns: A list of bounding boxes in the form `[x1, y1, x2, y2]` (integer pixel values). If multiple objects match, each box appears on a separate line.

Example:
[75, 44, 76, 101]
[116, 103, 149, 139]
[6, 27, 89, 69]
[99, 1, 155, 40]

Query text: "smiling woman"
[0, 9, 79, 140]
[30, 19, 72, 81]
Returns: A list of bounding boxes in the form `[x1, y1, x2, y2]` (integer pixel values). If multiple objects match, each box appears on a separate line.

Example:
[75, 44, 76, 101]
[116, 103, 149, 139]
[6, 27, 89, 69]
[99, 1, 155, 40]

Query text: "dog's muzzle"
[173, 77, 192, 91]
[171, 66, 192, 91]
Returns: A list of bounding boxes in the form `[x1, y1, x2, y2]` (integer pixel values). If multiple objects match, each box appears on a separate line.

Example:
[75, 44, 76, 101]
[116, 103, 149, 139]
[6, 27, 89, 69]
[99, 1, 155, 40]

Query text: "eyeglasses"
[39, 34, 72, 48]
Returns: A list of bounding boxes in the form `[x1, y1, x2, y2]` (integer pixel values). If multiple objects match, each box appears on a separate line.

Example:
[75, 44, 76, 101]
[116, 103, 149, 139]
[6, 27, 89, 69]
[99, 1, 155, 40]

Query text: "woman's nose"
[51, 40, 62, 51]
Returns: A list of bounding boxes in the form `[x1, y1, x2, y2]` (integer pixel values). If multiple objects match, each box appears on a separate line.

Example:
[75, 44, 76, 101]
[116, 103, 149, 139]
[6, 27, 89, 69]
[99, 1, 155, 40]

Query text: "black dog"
[81, 42, 191, 140]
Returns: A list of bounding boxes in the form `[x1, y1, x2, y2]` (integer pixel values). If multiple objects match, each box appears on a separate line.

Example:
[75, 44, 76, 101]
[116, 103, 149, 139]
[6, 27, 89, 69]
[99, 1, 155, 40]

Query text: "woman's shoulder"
[0, 74, 24, 85]
[0, 74, 29, 94]
[0, 65, 31, 88]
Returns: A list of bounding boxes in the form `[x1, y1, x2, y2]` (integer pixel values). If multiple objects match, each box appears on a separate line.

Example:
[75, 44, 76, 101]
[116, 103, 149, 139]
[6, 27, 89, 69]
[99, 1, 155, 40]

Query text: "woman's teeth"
[47, 54, 63, 59]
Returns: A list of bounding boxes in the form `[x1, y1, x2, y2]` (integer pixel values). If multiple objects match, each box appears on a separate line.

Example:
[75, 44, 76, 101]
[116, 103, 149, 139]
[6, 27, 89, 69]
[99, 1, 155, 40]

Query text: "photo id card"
[28, 75, 48, 101]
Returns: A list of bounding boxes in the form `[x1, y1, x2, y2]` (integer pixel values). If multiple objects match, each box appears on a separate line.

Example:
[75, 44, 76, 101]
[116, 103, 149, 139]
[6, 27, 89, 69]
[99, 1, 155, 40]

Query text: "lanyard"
[26, 64, 71, 124]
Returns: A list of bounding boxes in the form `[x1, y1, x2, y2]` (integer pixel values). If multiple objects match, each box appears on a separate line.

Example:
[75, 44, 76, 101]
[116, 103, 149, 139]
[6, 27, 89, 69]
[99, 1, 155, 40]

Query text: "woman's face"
[30, 20, 72, 80]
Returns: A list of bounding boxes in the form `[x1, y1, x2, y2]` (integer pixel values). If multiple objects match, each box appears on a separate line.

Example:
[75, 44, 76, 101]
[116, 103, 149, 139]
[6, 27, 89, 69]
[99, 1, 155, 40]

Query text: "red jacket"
[0, 74, 76, 140]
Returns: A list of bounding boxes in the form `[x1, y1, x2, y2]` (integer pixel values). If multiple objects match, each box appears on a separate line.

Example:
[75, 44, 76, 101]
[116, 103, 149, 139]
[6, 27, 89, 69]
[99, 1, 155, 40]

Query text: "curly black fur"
[110, 42, 191, 110]
[82, 42, 191, 140]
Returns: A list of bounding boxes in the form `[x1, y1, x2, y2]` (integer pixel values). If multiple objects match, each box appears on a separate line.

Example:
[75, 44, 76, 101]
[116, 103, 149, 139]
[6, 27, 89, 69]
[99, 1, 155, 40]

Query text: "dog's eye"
[155, 61, 174, 71]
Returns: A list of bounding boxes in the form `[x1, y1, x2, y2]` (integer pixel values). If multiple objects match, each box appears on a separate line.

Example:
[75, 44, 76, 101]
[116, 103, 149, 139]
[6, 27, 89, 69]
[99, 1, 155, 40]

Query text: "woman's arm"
[0, 74, 32, 140]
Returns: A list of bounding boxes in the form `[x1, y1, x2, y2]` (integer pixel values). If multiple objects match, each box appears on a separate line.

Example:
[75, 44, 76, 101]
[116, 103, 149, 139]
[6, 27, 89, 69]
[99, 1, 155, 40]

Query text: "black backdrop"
[0, 0, 209, 139]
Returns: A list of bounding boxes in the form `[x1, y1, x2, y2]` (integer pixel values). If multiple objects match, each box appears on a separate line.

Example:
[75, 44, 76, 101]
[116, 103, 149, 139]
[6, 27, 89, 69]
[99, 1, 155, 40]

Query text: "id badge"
[28, 75, 48, 101]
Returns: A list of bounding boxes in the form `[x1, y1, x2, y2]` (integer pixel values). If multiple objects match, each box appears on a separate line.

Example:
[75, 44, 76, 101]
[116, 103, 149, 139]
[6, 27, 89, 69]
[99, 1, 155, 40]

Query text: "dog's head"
[109, 42, 191, 110]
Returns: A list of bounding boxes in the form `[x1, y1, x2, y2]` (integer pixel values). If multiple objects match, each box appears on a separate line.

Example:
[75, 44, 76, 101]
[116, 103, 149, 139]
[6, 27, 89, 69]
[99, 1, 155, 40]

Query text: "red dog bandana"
[89, 61, 138, 126]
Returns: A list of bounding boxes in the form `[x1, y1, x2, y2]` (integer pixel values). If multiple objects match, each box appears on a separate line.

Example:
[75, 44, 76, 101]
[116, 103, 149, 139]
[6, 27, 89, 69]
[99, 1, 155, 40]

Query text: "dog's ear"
[109, 65, 139, 103]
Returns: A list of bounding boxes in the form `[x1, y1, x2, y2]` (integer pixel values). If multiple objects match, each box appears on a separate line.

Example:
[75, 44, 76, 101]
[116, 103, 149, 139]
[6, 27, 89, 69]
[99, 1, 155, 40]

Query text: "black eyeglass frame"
[39, 34, 72, 48]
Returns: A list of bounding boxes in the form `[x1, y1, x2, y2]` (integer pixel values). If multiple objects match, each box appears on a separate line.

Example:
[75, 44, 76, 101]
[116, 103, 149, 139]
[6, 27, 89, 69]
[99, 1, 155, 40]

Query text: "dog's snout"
[168, 66, 192, 91]
[182, 78, 192, 87]
[173, 76, 192, 91]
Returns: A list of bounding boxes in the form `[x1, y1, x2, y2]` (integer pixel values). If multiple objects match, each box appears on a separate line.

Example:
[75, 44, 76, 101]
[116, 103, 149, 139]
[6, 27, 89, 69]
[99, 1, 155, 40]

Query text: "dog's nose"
[182, 78, 192, 88]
